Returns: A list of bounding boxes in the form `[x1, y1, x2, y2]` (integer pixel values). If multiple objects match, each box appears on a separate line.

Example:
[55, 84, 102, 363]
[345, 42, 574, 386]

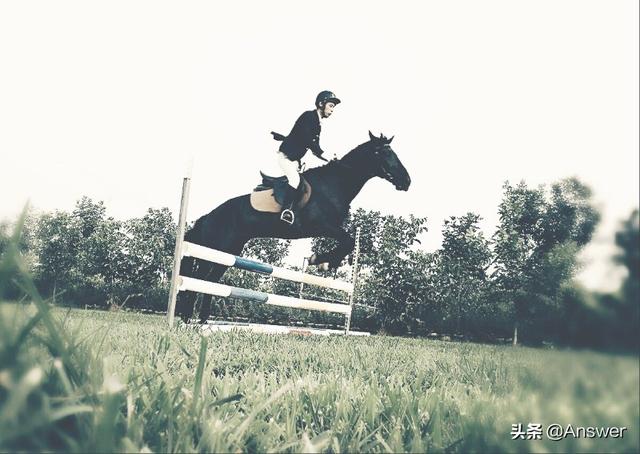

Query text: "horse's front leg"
[308, 227, 355, 270]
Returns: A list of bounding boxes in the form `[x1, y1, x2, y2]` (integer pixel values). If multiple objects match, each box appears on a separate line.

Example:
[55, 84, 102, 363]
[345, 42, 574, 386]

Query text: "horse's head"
[366, 131, 411, 191]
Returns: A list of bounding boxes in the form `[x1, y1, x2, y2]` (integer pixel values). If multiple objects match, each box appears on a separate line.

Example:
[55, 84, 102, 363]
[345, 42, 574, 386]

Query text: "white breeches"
[276, 151, 300, 189]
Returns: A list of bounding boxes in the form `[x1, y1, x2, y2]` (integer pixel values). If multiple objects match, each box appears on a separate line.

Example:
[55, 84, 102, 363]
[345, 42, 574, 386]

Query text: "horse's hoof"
[308, 253, 318, 265]
[318, 262, 330, 272]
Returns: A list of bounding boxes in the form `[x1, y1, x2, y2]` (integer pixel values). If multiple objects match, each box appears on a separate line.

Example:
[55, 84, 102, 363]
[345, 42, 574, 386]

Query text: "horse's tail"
[184, 217, 204, 244]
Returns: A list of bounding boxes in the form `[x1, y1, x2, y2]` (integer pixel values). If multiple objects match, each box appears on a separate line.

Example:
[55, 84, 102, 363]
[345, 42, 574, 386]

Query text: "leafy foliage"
[492, 179, 599, 344]
[615, 209, 640, 311]
[4, 178, 636, 349]
[352, 212, 429, 334]
[607, 209, 640, 350]
[27, 198, 175, 310]
[433, 213, 492, 334]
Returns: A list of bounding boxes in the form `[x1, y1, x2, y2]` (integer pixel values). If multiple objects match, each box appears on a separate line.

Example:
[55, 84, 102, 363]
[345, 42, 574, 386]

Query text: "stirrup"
[280, 209, 295, 225]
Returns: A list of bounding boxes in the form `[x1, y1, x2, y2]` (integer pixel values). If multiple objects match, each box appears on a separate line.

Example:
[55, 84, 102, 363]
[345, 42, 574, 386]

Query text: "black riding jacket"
[278, 110, 325, 161]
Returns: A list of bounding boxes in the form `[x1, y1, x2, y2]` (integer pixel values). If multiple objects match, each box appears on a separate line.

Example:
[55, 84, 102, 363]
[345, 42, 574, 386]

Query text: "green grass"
[0, 303, 637, 453]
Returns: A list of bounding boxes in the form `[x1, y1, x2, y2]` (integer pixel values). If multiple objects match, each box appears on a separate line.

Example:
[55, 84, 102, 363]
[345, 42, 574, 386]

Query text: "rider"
[272, 90, 341, 224]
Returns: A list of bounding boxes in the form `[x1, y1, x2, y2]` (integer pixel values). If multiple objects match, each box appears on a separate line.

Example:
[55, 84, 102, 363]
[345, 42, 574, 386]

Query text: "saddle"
[250, 172, 312, 213]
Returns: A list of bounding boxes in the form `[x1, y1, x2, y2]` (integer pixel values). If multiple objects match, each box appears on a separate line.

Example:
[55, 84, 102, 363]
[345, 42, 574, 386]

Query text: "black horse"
[176, 131, 411, 323]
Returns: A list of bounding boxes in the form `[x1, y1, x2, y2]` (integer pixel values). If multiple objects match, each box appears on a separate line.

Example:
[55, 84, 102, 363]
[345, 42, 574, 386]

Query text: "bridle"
[371, 143, 397, 183]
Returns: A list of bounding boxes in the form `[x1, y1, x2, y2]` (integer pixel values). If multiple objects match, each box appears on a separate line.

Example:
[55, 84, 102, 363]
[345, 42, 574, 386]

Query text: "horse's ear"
[387, 135, 394, 144]
[368, 130, 376, 141]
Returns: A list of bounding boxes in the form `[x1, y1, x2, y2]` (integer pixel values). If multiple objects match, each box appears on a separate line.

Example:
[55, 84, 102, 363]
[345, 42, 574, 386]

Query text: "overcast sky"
[1, 1, 638, 291]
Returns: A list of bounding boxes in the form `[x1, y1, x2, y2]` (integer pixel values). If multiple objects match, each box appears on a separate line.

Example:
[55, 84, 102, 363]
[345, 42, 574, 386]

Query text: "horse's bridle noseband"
[372, 144, 397, 183]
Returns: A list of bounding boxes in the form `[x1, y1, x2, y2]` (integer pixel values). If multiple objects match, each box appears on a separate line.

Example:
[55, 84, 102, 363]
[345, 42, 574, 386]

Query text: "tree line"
[1, 177, 637, 351]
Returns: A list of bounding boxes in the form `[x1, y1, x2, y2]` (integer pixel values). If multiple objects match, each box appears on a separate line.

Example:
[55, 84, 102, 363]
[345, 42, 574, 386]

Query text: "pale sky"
[1, 1, 638, 291]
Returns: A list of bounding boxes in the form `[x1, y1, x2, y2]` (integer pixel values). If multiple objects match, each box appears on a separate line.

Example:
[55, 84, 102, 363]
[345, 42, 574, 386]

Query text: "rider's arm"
[300, 111, 324, 156]
[309, 137, 325, 157]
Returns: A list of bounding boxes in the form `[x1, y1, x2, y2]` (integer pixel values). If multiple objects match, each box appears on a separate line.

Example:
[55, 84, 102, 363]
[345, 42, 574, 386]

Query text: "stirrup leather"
[280, 208, 295, 224]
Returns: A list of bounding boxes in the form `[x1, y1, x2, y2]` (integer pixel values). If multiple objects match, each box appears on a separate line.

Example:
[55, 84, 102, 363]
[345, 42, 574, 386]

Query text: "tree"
[612, 208, 640, 350]
[73, 196, 106, 239]
[32, 210, 82, 296]
[0, 209, 39, 300]
[352, 212, 429, 335]
[33, 198, 127, 306]
[539, 178, 600, 251]
[0, 213, 37, 268]
[125, 208, 175, 285]
[30, 199, 177, 309]
[492, 178, 599, 345]
[433, 213, 492, 335]
[615, 209, 639, 307]
[67, 198, 130, 307]
[79, 216, 127, 306]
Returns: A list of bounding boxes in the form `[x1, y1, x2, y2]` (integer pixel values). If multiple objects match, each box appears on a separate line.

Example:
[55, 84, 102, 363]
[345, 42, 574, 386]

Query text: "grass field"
[0, 303, 638, 453]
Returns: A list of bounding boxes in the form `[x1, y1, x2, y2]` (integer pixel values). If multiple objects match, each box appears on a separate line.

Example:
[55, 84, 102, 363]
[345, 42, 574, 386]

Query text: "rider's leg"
[279, 185, 296, 223]
[276, 152, 301, 224]
[276, 152, 301, 188]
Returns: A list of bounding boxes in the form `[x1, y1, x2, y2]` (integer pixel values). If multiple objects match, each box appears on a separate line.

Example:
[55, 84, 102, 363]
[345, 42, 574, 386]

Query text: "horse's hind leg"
[176, 291, 197, 323]
[175, 256, 197, 322]
[197, 238, 249, 323]
[199, 294, 214, 324]
[174, 258, 225, 324]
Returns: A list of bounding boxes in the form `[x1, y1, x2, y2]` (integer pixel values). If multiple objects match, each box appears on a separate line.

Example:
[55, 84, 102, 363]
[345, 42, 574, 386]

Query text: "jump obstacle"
[166, 177, 367, 335]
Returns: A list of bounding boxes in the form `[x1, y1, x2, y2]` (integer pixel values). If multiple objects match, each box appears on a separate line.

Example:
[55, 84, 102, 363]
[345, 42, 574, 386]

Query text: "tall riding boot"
[280, 185, 297, 224]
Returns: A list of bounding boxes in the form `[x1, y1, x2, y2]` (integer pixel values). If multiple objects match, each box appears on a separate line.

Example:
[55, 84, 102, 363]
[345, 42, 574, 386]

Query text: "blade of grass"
[233, 379, 299, 443]
[191, 336, 208, 414]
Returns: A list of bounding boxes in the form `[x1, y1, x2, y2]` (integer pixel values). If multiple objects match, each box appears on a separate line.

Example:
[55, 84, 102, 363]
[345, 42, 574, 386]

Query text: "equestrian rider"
[272, 90, 340, 224]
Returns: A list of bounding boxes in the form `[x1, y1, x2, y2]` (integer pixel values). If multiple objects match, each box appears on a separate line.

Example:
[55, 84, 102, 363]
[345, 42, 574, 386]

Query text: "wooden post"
[344, 227, 361, 334]
[298, 257, 309, 298]
[167, 177, 191, 328]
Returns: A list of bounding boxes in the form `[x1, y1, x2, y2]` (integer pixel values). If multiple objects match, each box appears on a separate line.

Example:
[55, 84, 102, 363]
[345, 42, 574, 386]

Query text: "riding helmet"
[315, 90, 341, 107]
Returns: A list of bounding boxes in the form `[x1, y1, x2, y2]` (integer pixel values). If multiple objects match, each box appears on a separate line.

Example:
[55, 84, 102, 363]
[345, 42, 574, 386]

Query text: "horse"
[176, 131, 411, 323]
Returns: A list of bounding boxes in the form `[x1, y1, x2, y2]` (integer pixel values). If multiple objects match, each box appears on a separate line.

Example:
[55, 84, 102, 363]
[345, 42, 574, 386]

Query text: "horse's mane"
[302, 141, 370, 178]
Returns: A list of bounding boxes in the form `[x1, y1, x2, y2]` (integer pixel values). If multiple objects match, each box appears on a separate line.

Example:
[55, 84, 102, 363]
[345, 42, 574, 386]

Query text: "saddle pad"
[250, 180, 312, 213]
